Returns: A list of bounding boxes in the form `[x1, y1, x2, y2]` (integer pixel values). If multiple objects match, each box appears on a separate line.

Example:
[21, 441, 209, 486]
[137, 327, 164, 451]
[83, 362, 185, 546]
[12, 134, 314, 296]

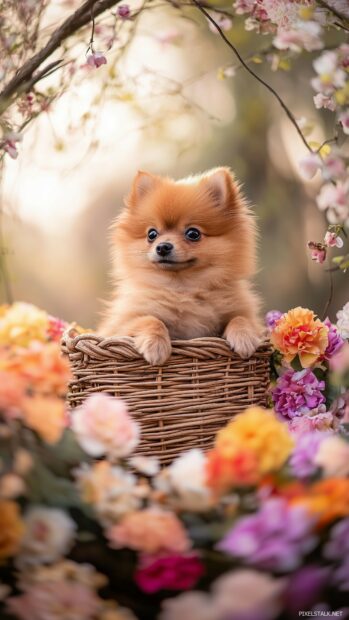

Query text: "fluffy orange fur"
[99, 168, 263, 365]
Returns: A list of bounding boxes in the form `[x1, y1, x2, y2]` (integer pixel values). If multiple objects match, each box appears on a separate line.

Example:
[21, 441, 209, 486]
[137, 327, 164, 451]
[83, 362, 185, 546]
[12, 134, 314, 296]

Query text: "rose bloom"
[72, 393, 139, 458]
[135, 553, 204, 593]
[213, 407, 294, 476]
[270, 307, 328, 367]
[337, 301, 349, 339]
[17, 507, 76, 566]
[0, 500, 24, 562]
[206, 445, 259, 492]
[107, 508, 190, 554]
[22, 395, 67, 444]
[314, 435, 349, 478]
[159, 592, 216, 620]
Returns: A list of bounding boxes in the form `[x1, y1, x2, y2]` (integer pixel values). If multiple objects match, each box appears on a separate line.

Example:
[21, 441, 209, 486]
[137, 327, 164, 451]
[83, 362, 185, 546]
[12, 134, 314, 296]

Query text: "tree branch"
[0, 0, 122, 116]
[317, 0, 349, 22]
[191, 0, 314, 153]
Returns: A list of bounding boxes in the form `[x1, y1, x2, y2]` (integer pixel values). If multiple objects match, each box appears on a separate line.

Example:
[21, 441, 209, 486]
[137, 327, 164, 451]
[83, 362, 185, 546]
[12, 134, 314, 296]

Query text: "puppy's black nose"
[156, 242, 173, 257]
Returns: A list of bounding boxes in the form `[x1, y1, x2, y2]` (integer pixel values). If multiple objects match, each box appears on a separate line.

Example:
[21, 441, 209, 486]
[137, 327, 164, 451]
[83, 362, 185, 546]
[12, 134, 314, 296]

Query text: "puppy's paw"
[224, 318, 262, 359]
[133, 332, 172, 366]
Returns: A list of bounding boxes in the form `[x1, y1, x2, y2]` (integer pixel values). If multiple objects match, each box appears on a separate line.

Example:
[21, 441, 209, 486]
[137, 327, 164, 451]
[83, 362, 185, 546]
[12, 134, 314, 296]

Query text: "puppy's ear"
[199, 168, 239, 210]
[127, 171, 160, 208]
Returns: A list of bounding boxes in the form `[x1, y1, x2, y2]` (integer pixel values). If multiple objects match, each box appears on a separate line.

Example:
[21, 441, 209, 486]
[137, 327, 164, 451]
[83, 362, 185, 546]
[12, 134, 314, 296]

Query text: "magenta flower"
[216, 498, 317, 572]
[272, 369, 326, 419]
[265, 310, 283, 331]
[290, 432, 328, 479]
[134, 553, 204, 593]
[322, 318, 344, 360]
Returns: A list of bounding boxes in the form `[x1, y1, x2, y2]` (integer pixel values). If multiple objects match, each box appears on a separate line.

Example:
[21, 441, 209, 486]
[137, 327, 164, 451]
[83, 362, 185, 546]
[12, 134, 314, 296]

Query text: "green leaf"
[26, 457, 83, 509]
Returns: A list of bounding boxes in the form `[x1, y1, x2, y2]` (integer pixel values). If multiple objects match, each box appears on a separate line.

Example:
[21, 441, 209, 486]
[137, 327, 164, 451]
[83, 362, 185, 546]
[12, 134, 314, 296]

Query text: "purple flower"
[323, 318, 344, 360]
[265, 310, 283, 331]
[117, 4, 131, 18]
[284, 565, 330, 613]
[334, 559, 349, 591]
[324, 518, 349, 560]
[290, 432, 328, 479]
[216, 498, 317, 572]
[272, 369, 326, 419]
[324, 519, 349, 592]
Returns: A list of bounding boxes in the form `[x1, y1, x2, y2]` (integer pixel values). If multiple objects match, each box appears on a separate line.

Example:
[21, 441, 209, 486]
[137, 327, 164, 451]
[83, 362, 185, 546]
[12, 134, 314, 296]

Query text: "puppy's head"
[113, 168, 257, 280]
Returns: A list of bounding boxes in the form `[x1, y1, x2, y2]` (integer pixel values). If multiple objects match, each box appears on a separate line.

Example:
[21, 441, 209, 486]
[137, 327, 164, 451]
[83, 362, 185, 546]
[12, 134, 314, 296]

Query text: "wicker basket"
[62, 328, 271, 465]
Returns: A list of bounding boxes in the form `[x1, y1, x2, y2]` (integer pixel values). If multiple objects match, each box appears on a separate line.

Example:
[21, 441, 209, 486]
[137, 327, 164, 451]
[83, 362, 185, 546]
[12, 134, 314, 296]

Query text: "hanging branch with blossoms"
[192, 0, 349, 278]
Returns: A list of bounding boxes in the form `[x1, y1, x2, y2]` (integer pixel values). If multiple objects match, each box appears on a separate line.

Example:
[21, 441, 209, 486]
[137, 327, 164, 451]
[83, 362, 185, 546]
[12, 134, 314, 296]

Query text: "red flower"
[134, 553, 204, 594]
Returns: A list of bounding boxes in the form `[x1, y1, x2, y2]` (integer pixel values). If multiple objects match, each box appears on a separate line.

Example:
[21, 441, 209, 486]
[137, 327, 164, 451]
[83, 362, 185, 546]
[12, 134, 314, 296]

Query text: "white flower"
[129, 455, 160, 476]
[159, 449, 212, 512]
[17, 507, 76, 566]
[76, 461, 141, 526]
[314, 435, 349, 477]
[207, 11, 232, 33]
[212, 569, 286, 619]
[337, 302, 349, 339]
[313, 93, 336, 111]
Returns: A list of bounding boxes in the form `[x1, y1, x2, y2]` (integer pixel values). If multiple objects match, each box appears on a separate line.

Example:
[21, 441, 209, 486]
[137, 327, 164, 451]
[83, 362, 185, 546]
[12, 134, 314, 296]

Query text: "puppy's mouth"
[152, 258, 197, 270]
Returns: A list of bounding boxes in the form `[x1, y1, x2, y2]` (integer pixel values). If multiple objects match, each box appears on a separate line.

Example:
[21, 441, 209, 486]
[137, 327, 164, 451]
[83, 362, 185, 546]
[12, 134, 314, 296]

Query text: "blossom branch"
[0, 0, 123, 116]
[191, 0, 314, 153]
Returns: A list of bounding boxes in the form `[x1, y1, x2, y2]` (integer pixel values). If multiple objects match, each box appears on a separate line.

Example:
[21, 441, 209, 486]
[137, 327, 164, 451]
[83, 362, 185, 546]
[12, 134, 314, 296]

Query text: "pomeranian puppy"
[99, 167, 263, 365]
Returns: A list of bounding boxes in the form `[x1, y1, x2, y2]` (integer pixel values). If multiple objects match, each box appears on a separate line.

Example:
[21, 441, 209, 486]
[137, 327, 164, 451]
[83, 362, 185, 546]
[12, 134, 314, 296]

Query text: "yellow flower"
[215, 407, 294, 475]
[0, 500, 24, 562]
[270, 307, 328, 367]
[0, 303, 49, 347]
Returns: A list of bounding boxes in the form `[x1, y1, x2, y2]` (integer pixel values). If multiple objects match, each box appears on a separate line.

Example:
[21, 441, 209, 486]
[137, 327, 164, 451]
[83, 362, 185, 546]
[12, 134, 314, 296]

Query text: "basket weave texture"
[62, 328, 271, 465]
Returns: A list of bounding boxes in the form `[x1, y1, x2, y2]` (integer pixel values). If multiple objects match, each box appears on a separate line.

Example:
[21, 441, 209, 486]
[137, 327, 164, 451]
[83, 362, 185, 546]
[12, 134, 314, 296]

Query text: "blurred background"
[1, 0, 348, 328]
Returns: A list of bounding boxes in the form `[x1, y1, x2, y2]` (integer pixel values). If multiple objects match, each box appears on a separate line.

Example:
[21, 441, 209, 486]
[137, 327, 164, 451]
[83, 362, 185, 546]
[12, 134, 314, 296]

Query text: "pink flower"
[207, 11, 233, 32]
[339, 109, 349, 135]
[324, 231, 343, 248]
[313, 93, 336, 111]
[322, 154, 346, 180]
[273, 22, 323, 53]
[86, 52, 107, 68]
[329, 341, 349, 373]
[47, 315, 67, 341]
[135, 553, 204, 593]
[308, 241, 326, 264]
[71, 393, 139, 458]
[107, 508, 191, 554]
[1, 132, 22, 159]
[117, 4, 131, 19]
[7, 581, 101, 620]
[299, 154, 321, 180]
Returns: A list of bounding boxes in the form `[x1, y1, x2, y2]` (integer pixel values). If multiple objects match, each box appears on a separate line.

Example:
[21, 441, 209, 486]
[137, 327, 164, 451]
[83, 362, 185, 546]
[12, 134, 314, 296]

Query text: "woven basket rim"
[62, 325, 271, 361]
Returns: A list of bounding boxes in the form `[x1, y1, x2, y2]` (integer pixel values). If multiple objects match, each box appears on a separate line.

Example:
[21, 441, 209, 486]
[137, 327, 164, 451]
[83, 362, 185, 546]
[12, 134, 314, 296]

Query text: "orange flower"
[22, 395, 67, 444]
[291, 478, 349, 527]
[205, 407, 293, 493]
[0, 500, 24, 562]
[270, 307, 328, 367]
[0, 370, 26, 416]
[206, 447, 259, 492]
[5, 342, 71, 397]
[108, 508, 190, 554]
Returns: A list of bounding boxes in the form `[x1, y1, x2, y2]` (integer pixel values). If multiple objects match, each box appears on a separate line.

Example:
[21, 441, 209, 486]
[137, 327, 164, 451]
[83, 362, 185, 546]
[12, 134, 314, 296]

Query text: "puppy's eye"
[147, 228, 158, 242]
[185, 227, 201, 242]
